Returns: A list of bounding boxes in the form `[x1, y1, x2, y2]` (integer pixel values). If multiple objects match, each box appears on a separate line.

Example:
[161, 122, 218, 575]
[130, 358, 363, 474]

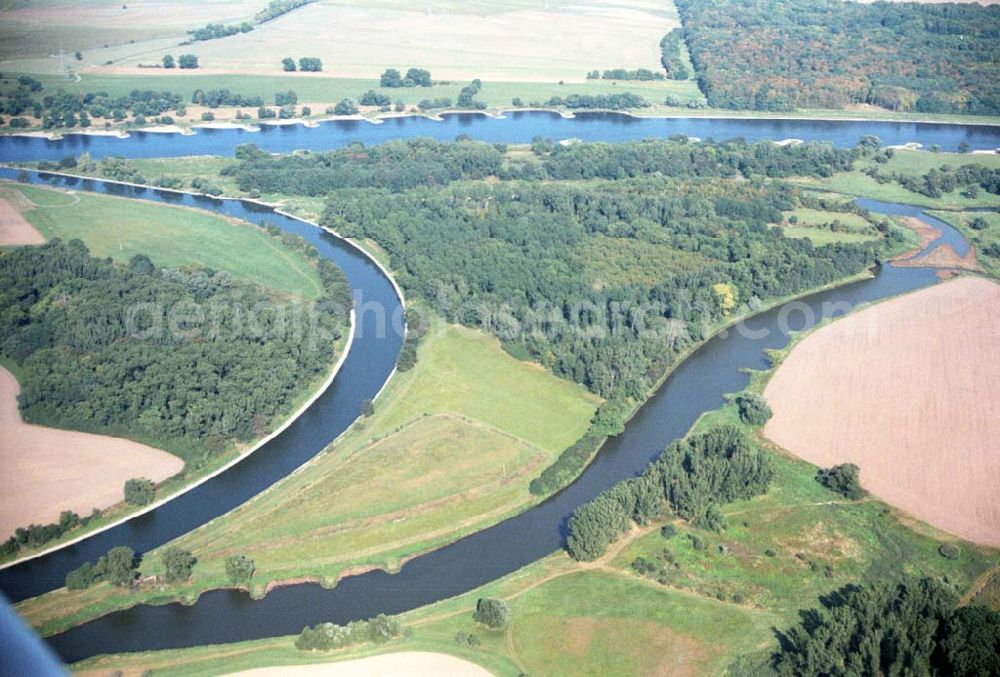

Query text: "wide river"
[0, 112, 991, 662]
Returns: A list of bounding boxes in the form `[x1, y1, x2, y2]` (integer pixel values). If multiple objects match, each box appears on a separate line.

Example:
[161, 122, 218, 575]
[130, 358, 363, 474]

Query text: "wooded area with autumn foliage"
[676, 0, 1000, 114]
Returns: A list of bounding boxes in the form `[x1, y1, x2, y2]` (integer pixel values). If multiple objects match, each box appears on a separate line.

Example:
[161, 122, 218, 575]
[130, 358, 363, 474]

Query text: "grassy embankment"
[74, 295, 1000, 677]
[17, 311, 600, 637]
[0, 181, 342, 560]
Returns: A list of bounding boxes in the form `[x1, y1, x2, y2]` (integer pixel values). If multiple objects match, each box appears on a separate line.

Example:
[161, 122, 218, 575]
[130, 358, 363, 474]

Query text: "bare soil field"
[764, 276, 1000, 546]
[227, 651, 492, 677]
[0, 196, 44, 245]
[0, 366, 184, 538]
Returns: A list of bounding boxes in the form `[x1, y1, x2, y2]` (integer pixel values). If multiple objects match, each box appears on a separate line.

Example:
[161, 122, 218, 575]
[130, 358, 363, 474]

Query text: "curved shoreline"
[0, 171, 402, 571]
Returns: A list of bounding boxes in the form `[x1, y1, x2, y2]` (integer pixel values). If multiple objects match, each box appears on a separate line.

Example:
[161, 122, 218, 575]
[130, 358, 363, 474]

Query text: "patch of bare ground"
[763, 277, 1000, 546]
[225, 652, 492, 677]
[892, 216, 941, 260]
[0, 195, 44, 245]
[0, 366, 184, 538]
[893, 243, 980, 272]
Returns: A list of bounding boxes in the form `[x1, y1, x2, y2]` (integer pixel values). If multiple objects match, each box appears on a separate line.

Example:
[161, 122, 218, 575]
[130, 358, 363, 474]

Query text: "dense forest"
[0, 238, 350, 464]
[773, 577, 1000, 675]
[676, 0, 1000, 114]
[228, 137, 890, 405]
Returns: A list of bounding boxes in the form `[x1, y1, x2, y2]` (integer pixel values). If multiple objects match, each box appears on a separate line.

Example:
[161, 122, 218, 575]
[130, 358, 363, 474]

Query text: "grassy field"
[778, 207, 880, 245]
[793, 150, 1000, 209]
[17, 312, 600, 636]
[0, 182, 323, 298]
[929, 210, 1000, 278]
[72, 319, 999, 676]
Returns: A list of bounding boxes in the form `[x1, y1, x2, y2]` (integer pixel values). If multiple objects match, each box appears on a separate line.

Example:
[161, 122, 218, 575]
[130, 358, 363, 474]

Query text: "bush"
[200, 111, 215, 122]
[102, 546, 139, 586]
[161, 547, 196, 582]
[660, 524, 677, 539]
[333, 99, 358, 116]
[474, 597, 510, 629]
[178, 54, 199, 69]
[124, 478, 154, 506]
[938, 544, 960, 560]
[282, 57, 296, 72]
[66, 562, 102, 590]
[816, 463, 867, 500]
[225, 554, 255, 585]
[298, 57, 322, 72]
[735, 392, 772, 425]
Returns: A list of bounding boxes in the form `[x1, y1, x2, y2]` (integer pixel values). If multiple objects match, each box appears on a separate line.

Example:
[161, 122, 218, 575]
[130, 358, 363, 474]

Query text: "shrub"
[200, 111, 215, 121]
[816, 463, 867, 500]
[124, 478, 154, 506]
[939, 544, 960, 560]
[660, 524, 678, 539]
[66, 562, 101, 590]
[178, 54, 199, 69]
[161, 547, 196, 582]
[473, 597, 510, 629]
[735, 392, 772, 426]
[102, 546, 139, 586]
[333, 99, 358, 116]
[225, 554, 256, 585]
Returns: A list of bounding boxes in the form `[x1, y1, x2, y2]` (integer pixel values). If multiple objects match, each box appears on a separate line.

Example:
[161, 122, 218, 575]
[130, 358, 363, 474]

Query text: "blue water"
[0, 111, 999, 162]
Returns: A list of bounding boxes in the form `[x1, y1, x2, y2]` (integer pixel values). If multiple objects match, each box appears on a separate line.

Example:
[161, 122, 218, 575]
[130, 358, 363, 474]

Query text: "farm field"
[0, 366, 184, 538]
[764, 276, 1000, 546]
[0, 0, 679, 83]
[0, 183, 323, 298]
[16, 313, 600, 636]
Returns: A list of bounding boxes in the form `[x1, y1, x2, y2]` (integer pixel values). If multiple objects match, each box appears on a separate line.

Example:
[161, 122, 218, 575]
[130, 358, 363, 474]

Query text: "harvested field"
[764, 277, 1000, 546]
[0, 366, 184, 539]
[227, 652, 492, 677]
[0, 195, 43, 245]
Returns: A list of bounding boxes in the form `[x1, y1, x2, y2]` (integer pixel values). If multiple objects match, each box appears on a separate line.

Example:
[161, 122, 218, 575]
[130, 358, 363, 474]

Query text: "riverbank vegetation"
[677, 0, 1000, 115]
[15, 313, 599, 637]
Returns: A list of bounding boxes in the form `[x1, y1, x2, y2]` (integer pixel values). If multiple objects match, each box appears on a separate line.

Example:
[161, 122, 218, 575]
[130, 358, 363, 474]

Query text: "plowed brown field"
[764, 277, 1000, 546]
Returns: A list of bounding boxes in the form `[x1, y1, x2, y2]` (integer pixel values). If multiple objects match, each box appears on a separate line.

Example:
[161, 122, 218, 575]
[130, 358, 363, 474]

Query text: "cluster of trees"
[282, 57, 322, 72]
[473, 598, 510, 629]
[227, 137, 885, 403]
[0, 83, 185, 129]
[255, 0, 316, 24]
[380, 68, 432, 88]
[675, 0, 1000, 114]
[566, 426, 773, 560]
[816, 463, 867, 500]
[124, 478, 155, 506]
[225, 554, 255, 586]
[192, 88, 265, 108]
[396, 308, 425, 372]
[1, 508, 101, 559]
[457, 79, 485, 109]
[187, 22, 252, 42]
[65, 546, 139, 589]
[659, 28, 689, 80]
[0, 238, 350, 465]
[359, 90, 392, 108]
[544, 92, 649, 110]
[867, 163, 1000, 199]
[773, 577, 1000, 675]
[417, 97, 452, 111]
[587, 68, 665, 81]
[735, 392, 771, 425]
[295, 614, 401, 650]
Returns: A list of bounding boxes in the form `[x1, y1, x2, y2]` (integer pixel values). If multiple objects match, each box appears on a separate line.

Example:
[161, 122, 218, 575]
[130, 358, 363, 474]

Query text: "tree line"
[675, 0, 1000, 114]
[659, 28, 689, 81]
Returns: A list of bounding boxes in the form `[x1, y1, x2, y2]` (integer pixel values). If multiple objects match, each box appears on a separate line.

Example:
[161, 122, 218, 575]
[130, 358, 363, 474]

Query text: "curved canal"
[0, 114, 989, 661]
